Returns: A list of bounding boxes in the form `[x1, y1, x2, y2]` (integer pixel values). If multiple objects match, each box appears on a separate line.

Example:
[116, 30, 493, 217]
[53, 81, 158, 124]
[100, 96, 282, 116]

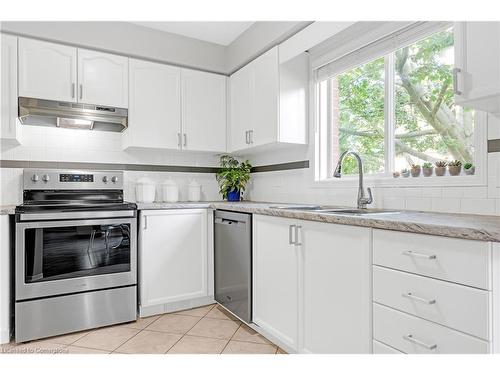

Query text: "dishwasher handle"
[215, 217, 246, 226]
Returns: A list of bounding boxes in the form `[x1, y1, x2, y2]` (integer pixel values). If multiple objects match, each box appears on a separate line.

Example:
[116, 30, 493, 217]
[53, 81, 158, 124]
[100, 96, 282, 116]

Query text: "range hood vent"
[18, 97, 128, 133]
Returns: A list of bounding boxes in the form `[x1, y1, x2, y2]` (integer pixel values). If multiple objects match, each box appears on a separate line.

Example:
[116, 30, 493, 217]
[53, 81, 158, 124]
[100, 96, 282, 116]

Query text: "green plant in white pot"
[464, 162, 475, 175]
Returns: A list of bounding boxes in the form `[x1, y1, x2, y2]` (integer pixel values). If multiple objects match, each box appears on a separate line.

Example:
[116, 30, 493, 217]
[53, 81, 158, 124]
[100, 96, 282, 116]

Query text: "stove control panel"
[60, 174, 94, 182]
[23, 169, 124, 190]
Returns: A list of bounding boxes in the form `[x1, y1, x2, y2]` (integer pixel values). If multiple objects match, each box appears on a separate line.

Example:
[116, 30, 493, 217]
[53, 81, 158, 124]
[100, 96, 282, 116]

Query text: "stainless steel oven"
[15, 169, 138, 342]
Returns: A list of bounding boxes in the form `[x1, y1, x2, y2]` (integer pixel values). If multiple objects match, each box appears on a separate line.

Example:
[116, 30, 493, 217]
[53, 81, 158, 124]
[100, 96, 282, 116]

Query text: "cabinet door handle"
[402, 250, 437, 260]
[453, 67, 462, 95]
[72, 83, 76, 99]
[249, 130, 254, 144]
[183, 133, 187, 147]
[177, 132, 181, 148]
[402, 292, 436, 305]
[245, 131, 249, 145]
[79, 84, 83, 100]
[403, 334, 437, 350]
[289, 224, 296, 245]
[143, 216, 147, 230]
[295, 225, 302, 246]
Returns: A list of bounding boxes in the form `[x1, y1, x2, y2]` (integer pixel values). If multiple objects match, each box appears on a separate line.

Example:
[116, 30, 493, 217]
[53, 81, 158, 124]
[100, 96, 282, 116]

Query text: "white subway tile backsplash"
[460, 198, 497, 215]
[405, 197, 432, 211]
[431, 198, 461, 213]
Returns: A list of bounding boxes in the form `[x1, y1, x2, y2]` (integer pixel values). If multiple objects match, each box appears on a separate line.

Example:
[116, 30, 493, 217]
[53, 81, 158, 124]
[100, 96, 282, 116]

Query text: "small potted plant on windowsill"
[215, 155, 252, 201]
[410, 164, 421, 177]
[422, 162, 433, 177]
[401, 168, 410, 178]
[464, 162, 475, 175]
[435, 161, 447, 176]
[448, 160, 462, 176]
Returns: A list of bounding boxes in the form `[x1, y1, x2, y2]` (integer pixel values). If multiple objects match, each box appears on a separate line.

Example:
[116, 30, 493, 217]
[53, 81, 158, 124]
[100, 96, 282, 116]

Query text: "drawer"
[373, 340, 403, 354]
[373, 229, 490, 289]
[373, 266, 490, 340]
[373, 303, 489, 354]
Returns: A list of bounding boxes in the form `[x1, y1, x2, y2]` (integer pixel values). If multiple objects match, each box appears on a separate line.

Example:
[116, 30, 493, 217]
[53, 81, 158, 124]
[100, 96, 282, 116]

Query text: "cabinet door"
[181, 69, 226, 152]
[77, 49, 128, 108]
[139, 209, 208, 308]
[18, 38, 77, 102]
[253, 214, 299, 350]
[1, 33, 20, 144]
[300, 220, 371, 353]
[250, 46, 279, 147]
[125, 59, 181, 150]
[229, 65, 251, 152]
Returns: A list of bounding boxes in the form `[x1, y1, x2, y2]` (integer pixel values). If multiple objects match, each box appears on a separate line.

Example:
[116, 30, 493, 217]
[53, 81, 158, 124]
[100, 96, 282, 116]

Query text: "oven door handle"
[18, 210, 136, 221]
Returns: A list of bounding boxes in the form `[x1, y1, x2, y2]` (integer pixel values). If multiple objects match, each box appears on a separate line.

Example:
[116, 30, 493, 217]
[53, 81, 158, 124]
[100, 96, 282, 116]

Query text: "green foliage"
[464, 162, 473, 169]
[448, 159, 462, 167]
[435, 160, 447, 167]
[423, 162, 433, 168]
[215, 155, 252, 200]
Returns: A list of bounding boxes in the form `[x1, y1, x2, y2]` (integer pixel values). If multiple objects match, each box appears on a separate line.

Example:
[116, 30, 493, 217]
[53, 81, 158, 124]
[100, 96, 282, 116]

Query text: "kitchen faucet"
[333, 150, 373, 209]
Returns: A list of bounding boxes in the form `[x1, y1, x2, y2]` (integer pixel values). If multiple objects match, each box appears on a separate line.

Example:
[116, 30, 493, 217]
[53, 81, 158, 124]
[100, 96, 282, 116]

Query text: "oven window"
[24, 224, 131, 283]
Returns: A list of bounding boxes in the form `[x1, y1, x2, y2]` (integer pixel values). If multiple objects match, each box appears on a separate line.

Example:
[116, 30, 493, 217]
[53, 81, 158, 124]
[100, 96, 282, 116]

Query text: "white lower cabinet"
[138, 209, 214, 317]
[252, 215, 371, 353]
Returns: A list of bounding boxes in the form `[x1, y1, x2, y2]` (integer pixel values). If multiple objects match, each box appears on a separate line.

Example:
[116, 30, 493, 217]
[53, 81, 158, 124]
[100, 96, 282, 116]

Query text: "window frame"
[311, 23, 488, 188]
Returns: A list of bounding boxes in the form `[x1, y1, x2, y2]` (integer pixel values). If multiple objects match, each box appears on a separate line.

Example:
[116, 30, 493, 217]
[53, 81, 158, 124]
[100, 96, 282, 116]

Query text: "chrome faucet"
[333, 150, 373, 209]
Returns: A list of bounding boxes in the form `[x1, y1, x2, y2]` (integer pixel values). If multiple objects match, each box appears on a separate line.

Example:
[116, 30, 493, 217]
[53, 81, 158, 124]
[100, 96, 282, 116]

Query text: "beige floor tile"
[114, 330, 182, 354]
[167, 335, 228, 354]
[1, 341, 67, 354]
[232, 324, 272, 345]
[187, 317, 240, 339]
[65, 346, 110, 354]
[222, 340, 277, 354]
[205, 305, 239, 321]
[40, 330, 93, 345]
[146, 314, 201, 334]
[72, 326, 140, 351]
[120, 315, 161, 330]
[173, 304, 215, 317]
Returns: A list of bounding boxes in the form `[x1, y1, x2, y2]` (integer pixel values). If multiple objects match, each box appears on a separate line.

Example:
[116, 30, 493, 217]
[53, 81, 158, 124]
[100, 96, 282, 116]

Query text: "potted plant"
[464, 162, 475, 175]
[422, 162, 433, 177]
[215, 155, 252, 201]
[401, 168, 410, 178]
[435, 161, 447, 176]
[410, 164, 421, 177]
[392, 171, 400, 178]
[448, 160, 462, 176]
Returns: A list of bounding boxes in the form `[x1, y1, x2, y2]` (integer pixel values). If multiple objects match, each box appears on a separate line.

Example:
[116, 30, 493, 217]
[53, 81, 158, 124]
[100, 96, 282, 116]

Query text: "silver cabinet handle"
[295, 225, 302, 246]
[177, 132, 181, 148]
[72, 83, 76, 98]
[453, 67, 462, 95]
[143, 216, 147, 230]
[402, 250, 436, 260]
[183, 133, 187, 147]
[289, 224, 296, 245]
[79, 84, 83, 100]
[402, 292, 436, 305]
[245, 130, 249, 145]
[403, 334, 437, 350]
[249, 130, 254, 144]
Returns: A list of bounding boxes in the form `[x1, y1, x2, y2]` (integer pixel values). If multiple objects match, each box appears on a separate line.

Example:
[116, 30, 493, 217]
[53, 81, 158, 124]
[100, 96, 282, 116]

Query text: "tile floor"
[0, 304, 287, 354]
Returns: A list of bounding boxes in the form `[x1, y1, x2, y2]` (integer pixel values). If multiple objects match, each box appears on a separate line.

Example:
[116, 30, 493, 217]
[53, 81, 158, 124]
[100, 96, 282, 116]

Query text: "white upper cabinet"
[1, 33, 21, 144]
[125, 59, 181, 150]
[181, 69, 227, 153]
[77, 49, 128, 108]
[454, 22, 500, 114]
[229, 46, 308, 153]
[18, 38, 77, 103]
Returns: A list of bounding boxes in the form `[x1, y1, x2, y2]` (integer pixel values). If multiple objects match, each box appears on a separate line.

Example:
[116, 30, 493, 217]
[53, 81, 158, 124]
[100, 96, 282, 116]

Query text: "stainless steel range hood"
[18, 97, 128, 132]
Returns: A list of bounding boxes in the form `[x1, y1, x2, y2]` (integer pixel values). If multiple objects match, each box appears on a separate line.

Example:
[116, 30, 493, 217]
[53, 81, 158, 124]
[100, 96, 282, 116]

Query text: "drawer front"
[373, 340, 403, 354]
[373, 230, 490, 289]
[373, 266, 490, 340]
[373, 303, 489, 354]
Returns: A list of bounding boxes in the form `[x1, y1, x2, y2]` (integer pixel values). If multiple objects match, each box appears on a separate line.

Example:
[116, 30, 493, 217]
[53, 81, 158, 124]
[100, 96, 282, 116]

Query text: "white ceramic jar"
[135, 177, 156, 203]
[161, 178, 179, 203]
[187, 179, 202, 202]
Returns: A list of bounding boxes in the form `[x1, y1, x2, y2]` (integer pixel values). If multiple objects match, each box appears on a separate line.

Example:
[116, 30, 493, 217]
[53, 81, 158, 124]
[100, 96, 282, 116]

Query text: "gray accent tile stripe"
[0, 159, 310, 173]
[488, 139, 500, 153]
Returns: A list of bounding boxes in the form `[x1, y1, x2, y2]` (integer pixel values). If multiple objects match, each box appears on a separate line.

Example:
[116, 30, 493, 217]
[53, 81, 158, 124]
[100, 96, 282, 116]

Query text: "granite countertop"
[0, 205, 16, 215]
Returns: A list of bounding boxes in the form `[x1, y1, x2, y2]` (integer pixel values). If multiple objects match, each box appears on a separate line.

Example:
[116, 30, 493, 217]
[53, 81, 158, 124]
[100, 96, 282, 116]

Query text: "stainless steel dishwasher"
[214, 210, 252, 323]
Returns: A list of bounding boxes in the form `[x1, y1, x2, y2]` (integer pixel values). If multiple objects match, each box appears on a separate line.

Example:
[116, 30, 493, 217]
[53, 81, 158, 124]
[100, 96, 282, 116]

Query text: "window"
[316, 24, 482, 181]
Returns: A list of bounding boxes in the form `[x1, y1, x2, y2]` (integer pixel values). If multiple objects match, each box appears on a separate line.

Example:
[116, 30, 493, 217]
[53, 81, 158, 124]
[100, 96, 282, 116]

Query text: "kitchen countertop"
[0, 205, 16, 215]
[137, 201, 500, 242]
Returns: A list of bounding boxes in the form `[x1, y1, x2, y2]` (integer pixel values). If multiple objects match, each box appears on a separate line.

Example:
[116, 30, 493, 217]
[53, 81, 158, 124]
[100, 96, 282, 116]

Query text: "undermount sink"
[271, 205, 400, 215]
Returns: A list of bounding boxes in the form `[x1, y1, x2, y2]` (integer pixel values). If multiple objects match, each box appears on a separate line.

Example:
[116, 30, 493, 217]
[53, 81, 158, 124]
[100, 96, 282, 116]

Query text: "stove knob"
[42, 174, 50, 182]
[111, 176, 118, 183]
[31, 174, 39, 182]
[102, 176, 109, 183]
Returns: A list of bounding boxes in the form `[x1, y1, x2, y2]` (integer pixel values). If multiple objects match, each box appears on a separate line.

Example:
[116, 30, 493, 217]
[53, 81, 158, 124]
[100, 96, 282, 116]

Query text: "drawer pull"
[402, 292, 436, 305]
[403, 250, 437, 260]
[403, 334, 437, 350]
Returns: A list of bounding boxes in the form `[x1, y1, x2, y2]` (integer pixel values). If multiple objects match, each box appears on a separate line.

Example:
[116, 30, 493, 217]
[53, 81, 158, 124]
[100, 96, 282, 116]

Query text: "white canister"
[187, 179, 202, 202]
[161, 178, 179, 203]
[135, 177, 156, 203]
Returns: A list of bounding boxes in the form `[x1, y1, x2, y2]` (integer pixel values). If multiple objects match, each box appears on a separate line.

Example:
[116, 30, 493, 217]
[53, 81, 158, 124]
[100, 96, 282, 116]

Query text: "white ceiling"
[131, 22, 254, 46]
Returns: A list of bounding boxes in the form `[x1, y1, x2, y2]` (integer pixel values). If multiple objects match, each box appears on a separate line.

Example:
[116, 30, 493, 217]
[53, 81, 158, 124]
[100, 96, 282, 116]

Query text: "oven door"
[16, 217, 137, 301]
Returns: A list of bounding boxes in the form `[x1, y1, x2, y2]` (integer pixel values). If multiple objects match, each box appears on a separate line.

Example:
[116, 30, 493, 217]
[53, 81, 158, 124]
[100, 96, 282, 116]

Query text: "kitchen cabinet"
[124, 59, 181, 150]
[138, 209, 214, 317]
[252, 214, 371, 353]
[454, 22, 500, 114]
[181, 68, 227, 152]
[18, 37, 77, 103]
[1, 33, 20, 144]
[229, 47, 308, 153]
[77, 49, 128, 108]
